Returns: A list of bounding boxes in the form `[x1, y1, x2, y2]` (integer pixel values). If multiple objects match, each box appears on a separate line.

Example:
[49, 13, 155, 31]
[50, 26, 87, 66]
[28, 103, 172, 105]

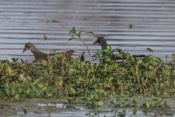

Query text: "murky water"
[0, 98, 174, 117]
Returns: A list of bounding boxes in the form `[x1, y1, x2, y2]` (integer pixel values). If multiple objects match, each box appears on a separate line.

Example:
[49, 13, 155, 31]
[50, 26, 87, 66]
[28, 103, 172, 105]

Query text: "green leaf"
[97, 100, 104, 106]
[19, 74, 26, 81]
[26, 89, 30, 95]
[97, 34, 103, 38]
[146, 48, 154, 52]
[52, 19, 59, 23]
[129, 24, 133, 29]
[146, 102, 150, 108]
[33, 79, 41, 86]
[58, 80, 63, 87]
[130, 67, 135, 73]
[15, 94, 20, 100]
[104, 57, 111, 62]
[41, 87, 47, 92]
[43, 35, 47, 40]
[70, 27, 76, 34]
[77, 32, 81, 37]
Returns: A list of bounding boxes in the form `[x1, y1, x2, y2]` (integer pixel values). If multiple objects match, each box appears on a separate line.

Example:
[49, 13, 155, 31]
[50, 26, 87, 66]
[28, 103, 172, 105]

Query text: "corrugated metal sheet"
[0, 0, 175, 61]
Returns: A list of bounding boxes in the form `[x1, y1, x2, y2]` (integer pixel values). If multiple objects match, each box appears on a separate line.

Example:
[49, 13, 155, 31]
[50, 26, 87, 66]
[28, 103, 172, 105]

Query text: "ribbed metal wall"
[0, 0, 175, 61]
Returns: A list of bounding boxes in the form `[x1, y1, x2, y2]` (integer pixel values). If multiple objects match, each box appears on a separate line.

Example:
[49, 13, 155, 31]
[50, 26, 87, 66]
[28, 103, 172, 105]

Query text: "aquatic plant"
[0, 29, 174, 111]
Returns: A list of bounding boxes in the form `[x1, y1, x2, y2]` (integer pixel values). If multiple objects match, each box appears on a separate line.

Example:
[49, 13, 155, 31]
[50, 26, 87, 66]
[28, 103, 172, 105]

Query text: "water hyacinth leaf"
[87, 69, 91, 74]
[132, 99, 137, 107]
[0, 28, 174, 110]
[15, 94, 20, 100]
[19, 74, 26, 81]
[68, 68, 75, 74]
[40, 87, 47, 92]
[70, 27, 76, 34]
[146, 48, 154, 52]
[130, 67, 135, 73]
[146, 102, 150, 108]
[52, 19, 59, 23]
[37, 83, 44, 88]
[58, 80, 63, 87]
[77, 32, 81, 37]
[43, 35, 47, 40]
[129, 24, 133, 29]
[97, 34, 103, 38]
[68, 87, 76, 95]
[172, 54, 175, 62]
[12, 58, 18, 62]
[11, 88, 16, 95]
[26, 89, 31, 95]
[143, 72, 149, 77]
[104, 57, 111, 62]
[97, 100, 104, 106]
[32, 79, 42, 86]
[141, 63, 149, 68]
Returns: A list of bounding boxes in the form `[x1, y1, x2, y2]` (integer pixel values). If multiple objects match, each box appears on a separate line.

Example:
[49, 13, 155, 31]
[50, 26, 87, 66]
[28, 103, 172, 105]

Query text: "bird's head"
[93, 37, 107, 46]
[23, 42, 34, 53]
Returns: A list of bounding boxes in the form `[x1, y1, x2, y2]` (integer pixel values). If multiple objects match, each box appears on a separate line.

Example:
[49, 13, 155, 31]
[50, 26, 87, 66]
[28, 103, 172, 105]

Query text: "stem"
[135, 65, 143, 93]
[78, 36, 93, 72]
[61, 54, 65, 72]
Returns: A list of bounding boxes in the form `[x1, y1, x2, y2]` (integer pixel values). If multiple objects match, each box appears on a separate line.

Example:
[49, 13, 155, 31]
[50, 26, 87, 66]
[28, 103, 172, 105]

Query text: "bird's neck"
[102, 44, 107, 50]
[30, 46, 46, 59]
[100, 42, 108, 50]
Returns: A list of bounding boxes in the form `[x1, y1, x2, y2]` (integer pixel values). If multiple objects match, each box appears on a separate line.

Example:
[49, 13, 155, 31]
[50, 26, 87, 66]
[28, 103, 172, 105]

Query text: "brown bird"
[93, 37, 107, 50]
[80, 51, 85, 62]
[93, 37, 146, 60]
[23, 42, 74, 60]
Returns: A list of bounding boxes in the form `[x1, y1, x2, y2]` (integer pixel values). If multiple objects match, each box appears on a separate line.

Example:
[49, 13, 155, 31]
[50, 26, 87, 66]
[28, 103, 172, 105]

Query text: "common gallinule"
[23, 42, 74, 60]
[93, 37, 146, 60]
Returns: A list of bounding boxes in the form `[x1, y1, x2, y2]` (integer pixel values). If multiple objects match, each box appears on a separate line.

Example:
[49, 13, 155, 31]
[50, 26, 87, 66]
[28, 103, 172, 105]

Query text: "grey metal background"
[0, 0, 175, 61]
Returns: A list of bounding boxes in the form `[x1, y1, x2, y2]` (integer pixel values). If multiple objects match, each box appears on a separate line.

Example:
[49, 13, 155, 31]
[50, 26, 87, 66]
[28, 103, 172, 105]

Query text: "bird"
[23, 42, 74, 60]
[93, 37, 108, 50]
[93, 37, 146, 60]
[80, 51, 85, 62]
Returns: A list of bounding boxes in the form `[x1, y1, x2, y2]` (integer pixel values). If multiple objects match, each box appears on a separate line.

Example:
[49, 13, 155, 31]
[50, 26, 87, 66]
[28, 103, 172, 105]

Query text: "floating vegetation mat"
[0, 46, 174, 108]
[0, 28, 175, 111]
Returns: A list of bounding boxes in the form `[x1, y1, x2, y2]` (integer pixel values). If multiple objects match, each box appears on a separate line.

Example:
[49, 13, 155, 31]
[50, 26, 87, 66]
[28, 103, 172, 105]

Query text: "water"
[0, 0, 175, 61]
[0, 1, 175, 116]
[0, 98, 174, 117]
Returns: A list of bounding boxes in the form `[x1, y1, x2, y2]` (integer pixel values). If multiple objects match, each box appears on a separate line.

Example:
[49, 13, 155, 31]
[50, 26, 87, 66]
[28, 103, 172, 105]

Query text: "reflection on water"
[0, 98, 174, 117]
[1, 0, 175, 61]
